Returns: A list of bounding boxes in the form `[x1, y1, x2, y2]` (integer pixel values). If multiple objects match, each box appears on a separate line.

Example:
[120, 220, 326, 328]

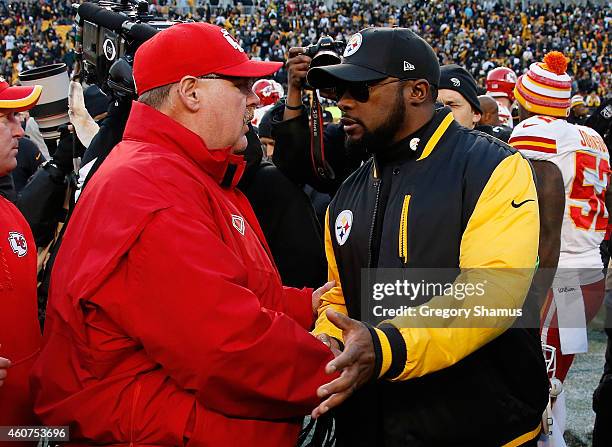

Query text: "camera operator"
[271, 45, 368, 196]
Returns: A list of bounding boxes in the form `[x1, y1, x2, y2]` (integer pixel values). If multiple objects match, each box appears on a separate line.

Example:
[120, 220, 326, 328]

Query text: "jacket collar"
[372, 106, 455, 178]
[122, 101, 245, 188]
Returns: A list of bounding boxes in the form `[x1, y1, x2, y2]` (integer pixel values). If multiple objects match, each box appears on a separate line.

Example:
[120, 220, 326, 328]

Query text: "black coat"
[239, 127, 326, 289]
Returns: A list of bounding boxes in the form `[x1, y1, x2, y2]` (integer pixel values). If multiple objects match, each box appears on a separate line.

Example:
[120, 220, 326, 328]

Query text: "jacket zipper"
[368, 179, 381, 268]
[129, 382, 142, 447]
[398, 195, 411, 265]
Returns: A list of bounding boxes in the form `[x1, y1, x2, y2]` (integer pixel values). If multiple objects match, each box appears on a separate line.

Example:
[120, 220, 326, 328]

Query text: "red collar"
[122, 101, 245, 188]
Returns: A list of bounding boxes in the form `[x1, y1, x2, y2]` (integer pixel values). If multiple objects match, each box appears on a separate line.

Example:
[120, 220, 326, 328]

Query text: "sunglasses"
[198, 74, 255, 96]
[332, 78, 406, 102]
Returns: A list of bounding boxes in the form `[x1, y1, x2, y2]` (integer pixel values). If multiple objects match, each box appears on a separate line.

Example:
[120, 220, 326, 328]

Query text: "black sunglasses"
[333, 78, 406, 102]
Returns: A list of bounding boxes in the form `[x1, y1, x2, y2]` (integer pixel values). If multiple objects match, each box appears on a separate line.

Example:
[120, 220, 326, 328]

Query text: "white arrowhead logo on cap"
[404, 61, 415, 71]
[451, 77, 461, 87]
[344, 33, 363, 57]
[221, 29, 245, 53]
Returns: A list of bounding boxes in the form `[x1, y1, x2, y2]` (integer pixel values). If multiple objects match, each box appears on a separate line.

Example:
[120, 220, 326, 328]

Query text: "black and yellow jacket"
[313, 108, 549, 447]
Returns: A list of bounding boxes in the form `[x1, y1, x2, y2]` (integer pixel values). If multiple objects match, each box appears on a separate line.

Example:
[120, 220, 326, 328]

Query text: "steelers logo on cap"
[344, 33, 363, 57]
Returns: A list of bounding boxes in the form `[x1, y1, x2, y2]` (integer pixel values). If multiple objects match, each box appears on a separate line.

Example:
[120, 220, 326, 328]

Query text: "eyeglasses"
[333, 78, 406, 103]
[197, 74, 255, 96]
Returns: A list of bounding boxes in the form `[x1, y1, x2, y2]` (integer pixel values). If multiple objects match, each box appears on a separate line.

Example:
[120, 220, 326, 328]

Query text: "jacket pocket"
[398, 195, 410, 265]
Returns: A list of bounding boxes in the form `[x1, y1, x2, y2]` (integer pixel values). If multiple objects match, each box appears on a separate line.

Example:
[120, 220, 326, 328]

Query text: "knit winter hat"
[514, 52, 572, 117]
[570, 94, 585, 108]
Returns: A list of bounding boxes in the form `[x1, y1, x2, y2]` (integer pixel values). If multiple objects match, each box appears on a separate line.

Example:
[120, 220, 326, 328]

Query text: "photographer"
[271, 45, 368, 196]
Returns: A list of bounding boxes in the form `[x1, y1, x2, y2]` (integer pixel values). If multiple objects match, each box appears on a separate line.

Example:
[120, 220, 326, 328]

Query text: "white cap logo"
[221, 29, 245, 53]
[451, 78, 461, 87]
[404, 61, 415, 71]
[344, 33, 363, 57]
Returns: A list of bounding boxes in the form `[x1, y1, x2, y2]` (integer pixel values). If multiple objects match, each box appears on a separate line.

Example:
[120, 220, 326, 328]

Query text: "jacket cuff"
[365, 323, 408, 380]
[365, 324, 391, 379]
[282, 286, 315, 330]
[378, 323, 408, 380]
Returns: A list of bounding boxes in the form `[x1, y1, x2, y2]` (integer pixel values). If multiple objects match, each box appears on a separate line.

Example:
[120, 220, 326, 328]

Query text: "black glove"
[52, 125, 75, 175]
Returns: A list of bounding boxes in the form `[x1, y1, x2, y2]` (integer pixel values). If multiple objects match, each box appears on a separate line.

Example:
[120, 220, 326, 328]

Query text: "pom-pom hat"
[514, 52, 572, 117]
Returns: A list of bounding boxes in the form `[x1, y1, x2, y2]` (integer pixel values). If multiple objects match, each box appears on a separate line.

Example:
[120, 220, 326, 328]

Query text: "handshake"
[310, 281, 376, 419]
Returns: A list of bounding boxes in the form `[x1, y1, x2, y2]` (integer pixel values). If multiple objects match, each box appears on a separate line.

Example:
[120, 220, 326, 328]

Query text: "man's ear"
[473, 111, 482, 126]
[176, 76, 201, 112]
[405, 79, 430, 105]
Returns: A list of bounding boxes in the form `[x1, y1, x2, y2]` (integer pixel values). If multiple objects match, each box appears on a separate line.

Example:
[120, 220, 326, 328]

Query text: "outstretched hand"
[312, 310, 375, 419]
[312, 280, 335, 316]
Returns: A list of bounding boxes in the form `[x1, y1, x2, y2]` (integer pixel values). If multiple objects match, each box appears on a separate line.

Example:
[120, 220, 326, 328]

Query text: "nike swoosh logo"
[511, 199, 535, 208]
[522, 123, 539, 128]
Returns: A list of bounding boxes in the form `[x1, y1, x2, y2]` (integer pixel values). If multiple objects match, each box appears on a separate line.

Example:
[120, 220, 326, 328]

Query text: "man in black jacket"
[238, 125, 326, 288]
[306, 27, 548, 446]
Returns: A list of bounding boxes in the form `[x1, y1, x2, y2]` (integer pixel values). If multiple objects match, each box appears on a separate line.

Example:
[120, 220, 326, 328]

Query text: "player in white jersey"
[510, 52, 611, 447]
[486, 66, 517, 129]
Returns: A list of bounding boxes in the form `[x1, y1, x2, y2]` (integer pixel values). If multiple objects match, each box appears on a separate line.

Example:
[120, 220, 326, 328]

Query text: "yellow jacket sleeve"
[312, 209, 348, 342]
[371, 152, 540, 380]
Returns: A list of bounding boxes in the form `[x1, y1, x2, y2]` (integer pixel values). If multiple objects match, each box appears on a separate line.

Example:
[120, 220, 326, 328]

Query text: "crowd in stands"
[1, 0, 610, 99]
[0, 0, 75, 82]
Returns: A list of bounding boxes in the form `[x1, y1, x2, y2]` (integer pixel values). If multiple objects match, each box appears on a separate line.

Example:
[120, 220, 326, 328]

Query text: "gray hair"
[138, 83, 174, 109]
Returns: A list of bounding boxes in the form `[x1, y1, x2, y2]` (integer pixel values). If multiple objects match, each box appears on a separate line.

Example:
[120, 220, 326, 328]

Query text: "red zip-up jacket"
[0, 196, 41, 431]
[30, 102, 335, 446]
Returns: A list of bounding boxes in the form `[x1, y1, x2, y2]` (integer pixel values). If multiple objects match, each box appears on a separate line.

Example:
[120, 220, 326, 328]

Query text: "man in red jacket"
[0, 77, 43, 427]
[30, 23, 336, 446]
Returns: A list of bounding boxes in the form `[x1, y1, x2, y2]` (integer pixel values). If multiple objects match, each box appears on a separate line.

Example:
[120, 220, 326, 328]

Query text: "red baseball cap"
[0, 77, 42, 112]
[133, 23, 283, 95]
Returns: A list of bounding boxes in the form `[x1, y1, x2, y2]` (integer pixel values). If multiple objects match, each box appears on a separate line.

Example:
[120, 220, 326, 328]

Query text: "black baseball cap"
[307, 27, 440, 89]
[439, 64, 482, 114]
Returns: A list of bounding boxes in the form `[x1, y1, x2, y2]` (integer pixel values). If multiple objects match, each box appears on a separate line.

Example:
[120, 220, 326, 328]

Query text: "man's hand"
[312, 310, 375, 419]
[316, 333, 343, 357]
[286, 47, 311, 93]
[312, 280, 335, 316]
[283, 47, 311, 121]
[0, 347, 11, 387]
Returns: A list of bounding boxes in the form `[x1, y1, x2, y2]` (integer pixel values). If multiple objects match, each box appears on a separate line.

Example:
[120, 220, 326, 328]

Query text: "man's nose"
[337, 94, 354, 112]
[10, 116, 25, 139]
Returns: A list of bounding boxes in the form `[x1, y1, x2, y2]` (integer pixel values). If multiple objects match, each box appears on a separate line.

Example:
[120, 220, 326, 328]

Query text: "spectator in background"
[256, 108, 275, 158]
[437, 64, 482, 129]
[11, 136, 45, 192]
[568, 94, 589, 125]
[476, 94, 512, 142]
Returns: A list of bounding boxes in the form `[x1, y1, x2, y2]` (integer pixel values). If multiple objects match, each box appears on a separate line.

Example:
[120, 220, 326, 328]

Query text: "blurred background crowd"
[2, 0, 610, 106]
